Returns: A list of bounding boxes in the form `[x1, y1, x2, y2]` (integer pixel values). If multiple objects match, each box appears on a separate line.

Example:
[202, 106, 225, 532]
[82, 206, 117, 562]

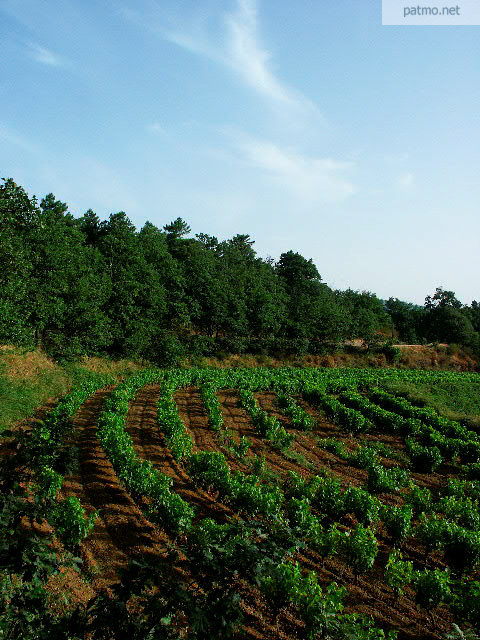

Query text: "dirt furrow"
[295, 546, 452, 640]
[218, 389, 322, 480]
[252, 392, 370, 488]
[60, 388, 168, 591]
[175, 387, 222, 455]
[125, 384, 236, 521]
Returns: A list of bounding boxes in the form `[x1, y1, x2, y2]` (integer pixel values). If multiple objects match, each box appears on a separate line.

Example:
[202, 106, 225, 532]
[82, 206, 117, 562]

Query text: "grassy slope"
[0, 347, 143, 432]
[0, 347, 69, 432]
[381, 377, 480, 428]
[1, 344, 478, 432]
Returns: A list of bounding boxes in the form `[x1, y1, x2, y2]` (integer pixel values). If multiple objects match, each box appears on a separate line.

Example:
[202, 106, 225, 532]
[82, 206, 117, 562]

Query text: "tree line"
[1, 178, 479, 363]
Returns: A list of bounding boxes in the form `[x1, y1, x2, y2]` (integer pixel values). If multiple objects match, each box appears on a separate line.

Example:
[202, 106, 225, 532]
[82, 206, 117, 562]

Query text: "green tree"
[385, 297, 424, 343]
[98, 212, 168, 357]
[27, 196, 110, 355]
[423, 288, 474, 345]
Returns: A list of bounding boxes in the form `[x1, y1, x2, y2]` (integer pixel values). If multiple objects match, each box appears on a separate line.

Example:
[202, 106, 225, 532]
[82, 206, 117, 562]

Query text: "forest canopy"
[1, 178, 479, 363]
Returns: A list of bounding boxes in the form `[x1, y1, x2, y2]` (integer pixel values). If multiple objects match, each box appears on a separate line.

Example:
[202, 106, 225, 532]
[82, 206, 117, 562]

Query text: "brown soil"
[59, 388, 170, 592]
[125, 384, 237, 521]
[10, 384, 467, 638]
[216, 391, 456, 639]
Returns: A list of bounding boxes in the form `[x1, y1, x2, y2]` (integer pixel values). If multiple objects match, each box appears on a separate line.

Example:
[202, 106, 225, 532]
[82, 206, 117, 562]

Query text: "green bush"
[48, 496, 97, 550]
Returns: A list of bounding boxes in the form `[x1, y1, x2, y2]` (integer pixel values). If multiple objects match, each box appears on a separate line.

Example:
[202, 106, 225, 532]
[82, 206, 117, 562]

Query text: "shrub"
[414, 568, 451, 612]
[384, 550, 413, 599]
[367, 464, 410, 495]
[405, 438, 442, 473]
[344, 487, 380, 525]
[381, 505, 413, 545]
[340, 524, 378, 580]
[48, 496, 97, 550]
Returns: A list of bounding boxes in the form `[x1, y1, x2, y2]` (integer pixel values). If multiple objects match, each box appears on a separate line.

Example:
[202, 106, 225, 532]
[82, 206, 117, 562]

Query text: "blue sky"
[1, 0, 479, 305]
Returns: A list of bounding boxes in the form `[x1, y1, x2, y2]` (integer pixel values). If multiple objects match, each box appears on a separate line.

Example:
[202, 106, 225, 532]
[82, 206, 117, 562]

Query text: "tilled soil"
[22, 385, 466, 639]
[218, 390, 455, 639]
[125, 384, 236, 521]
[59, 388, 169, 591]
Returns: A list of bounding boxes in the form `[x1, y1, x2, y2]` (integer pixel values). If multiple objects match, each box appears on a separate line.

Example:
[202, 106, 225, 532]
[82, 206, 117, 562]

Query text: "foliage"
[384, 550, 414, 599]
[48, 496, 97, 550]
[449, 581, 480, 631]
[157, 386, 193, 460]
[4, 363, 480, 639]
[238, 389, 294, 450]
[405, 438, 443, 473]
[443, 524, 480, 576]
[381, 505, 413, 545]
[98, 372, 195, 533]
[414, 568, 451, 611]
[366, 464, 411, 495]
[344, 487, 381, 525]
[340, 524, 378, 578]
[276, 391, 315, 431]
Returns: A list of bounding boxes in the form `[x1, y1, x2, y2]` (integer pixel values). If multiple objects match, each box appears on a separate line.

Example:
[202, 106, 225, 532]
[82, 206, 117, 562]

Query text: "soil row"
[52, 384, 461, 638]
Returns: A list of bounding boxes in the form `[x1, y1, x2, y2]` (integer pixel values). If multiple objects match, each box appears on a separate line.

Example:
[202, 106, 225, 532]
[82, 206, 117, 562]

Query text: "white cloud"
[223, 0, 312, 111]
[230, 132, 356, 204]
[148, 122, 166, 135]
[27, 42, 64, 67]
[0, 123, 37, 152]
[138, 0, 319, 120]
[384, 152, 410, 164]
[397, 172, 414, 189]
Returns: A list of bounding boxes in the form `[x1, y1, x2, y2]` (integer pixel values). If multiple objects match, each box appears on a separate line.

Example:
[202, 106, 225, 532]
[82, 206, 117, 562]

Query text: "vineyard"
[2, 367, 480, 639]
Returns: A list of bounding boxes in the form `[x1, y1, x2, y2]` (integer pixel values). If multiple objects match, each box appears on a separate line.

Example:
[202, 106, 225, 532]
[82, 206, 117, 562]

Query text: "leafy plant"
[340, 524, 378, 581]
[449, 580, 480, 631]
[344, 486, 381, 525]
[317, 437, 349, 459]
[416, 514, 450, 559]
[307, 522, 341, 561]
[259, 561, 304, 613]
[231, 435, 252, 459]
[405, 485, 433, 517]
[405, 438, 443, 473]
[311, 476, 347, 521]
[300, 580, 346, 640]
[48, 496, 97, 550]
[381, 504, 413, 545]
[384, 550, 413, 600]
[414, 568, 451, 612]
[348, 445, 379, 469]
[366, 463, 410, 495]
[443, 525, 480, 576]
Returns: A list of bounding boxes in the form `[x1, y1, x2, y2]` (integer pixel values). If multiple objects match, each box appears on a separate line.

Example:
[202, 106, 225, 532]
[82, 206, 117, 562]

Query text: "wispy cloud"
[384, 152, 410, 164]
[223, 0, 313, 111]
[148, 122, 167, 135]
[229, 132, 356, 204]
[0, 123, 37, 153]
[129, 0, 318, 119]
[27, 42, 64, 67]
[397, 172, 414, 189]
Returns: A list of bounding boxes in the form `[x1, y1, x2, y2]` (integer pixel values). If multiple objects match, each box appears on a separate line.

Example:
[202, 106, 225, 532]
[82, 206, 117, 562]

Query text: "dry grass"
[0, 346, 146, 431]
[0, 346, 69, 431]
[1, 348, 58, 380]
[78, 355, 144, 379]
[185, 346, 477, 372]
